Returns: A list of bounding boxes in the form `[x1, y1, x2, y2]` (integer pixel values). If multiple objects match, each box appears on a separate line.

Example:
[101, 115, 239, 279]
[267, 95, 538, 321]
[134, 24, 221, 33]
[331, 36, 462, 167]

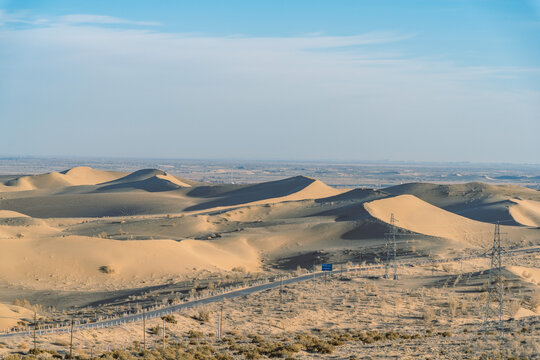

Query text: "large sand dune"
[363, 194, 537, 246]
[184, 175, 343, 211]
[384, 182, 540, 226]
[0, 167, 127, 192]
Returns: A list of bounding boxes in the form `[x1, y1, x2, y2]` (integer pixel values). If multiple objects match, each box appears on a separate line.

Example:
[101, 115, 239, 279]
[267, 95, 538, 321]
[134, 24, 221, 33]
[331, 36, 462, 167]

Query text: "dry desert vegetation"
[0, 167, 539, 359]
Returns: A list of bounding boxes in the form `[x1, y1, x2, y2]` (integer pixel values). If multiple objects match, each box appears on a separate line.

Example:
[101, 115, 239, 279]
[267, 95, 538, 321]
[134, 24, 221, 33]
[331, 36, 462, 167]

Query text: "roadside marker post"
[143, 309, 146, 350]
[322, 264, 332, 285]
[69, 318, 74, 359]
[33, 312, 37, 354]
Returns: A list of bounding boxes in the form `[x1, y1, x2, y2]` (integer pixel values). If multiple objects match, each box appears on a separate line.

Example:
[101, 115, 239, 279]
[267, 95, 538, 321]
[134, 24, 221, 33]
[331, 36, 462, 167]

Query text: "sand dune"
[98, 169, 198, 188]
[0, 234, 260, 292]
[509, 199, 540, 227]
[0, 303, 34, 329]
[185, 176, 343, 211]
[0, 210, 29, 218]
[0, 167, 126, 192]
[383, 182, 540, 225]
[365, 194, 505, 245]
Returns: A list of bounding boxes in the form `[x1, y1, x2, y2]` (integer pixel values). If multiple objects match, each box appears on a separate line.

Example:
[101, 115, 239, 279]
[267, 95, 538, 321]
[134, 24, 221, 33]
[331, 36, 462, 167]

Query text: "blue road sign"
[322, 263, 332, 272]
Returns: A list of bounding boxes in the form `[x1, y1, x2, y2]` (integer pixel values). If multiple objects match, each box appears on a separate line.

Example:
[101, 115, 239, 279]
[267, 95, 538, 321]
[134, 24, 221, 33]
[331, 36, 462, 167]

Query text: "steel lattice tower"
[384, 214, 398, 280]
[483, 222, 504, 338]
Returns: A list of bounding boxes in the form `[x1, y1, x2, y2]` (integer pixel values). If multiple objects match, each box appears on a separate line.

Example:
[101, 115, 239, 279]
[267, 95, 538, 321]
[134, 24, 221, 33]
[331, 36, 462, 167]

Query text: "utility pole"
[33, 312, 37, 354]
[142, 309, 146, 350]
[218, 302, 223, 339]
[483, 222, 504, 338]
[391, 214, 398, 280]
[162, 317, 165, 350]
[280, 275, 283, 303]
[69, 318, 74, 359]
[384, 213, 398, 280]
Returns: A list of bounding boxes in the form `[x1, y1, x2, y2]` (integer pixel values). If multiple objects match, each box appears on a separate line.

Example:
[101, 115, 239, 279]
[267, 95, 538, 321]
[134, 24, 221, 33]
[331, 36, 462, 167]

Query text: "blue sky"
[1, 0, 539, 163]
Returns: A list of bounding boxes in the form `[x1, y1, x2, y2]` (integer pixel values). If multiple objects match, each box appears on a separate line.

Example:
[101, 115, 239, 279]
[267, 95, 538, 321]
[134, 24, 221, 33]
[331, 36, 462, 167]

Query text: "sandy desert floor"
[0, 253, 538, 359]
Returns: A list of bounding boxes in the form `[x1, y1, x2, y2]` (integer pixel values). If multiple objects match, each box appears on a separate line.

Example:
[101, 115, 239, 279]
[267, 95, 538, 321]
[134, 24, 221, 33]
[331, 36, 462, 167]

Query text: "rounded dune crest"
[509, 199, 540, 227]
[0, 167, 126, 192]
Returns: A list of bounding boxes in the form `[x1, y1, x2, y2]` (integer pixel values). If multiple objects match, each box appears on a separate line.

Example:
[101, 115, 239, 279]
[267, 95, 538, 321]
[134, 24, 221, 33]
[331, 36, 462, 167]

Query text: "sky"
[0, 0, 539, 163]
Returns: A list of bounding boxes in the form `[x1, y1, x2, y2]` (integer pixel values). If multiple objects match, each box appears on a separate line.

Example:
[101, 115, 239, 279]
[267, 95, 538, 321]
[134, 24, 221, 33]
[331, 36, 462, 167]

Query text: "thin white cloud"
[0, 9, 49, 26]
[59, 14, 159, 26]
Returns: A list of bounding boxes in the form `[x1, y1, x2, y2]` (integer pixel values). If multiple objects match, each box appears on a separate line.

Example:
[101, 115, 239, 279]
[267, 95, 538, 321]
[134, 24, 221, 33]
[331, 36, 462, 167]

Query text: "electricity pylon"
[384, 214, 398, 280]
[483, 222, 504, 338]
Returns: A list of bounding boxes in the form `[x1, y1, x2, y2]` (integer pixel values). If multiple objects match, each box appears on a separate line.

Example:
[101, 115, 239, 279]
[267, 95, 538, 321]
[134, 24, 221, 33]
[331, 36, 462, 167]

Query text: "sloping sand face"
[364, 194, 537, 246]
[363, 194, 493, 244]
[383, 182, 540, 225]
[509, 199, 540, 227]
[0, 303, 33, 329]
[0, 167, 127, 192]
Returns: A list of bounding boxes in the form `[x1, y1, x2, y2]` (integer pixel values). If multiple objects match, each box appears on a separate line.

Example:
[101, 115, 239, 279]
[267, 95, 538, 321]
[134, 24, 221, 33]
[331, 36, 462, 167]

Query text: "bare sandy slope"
[384, 182, 540, 226]
[0, 167, 128, 192]
[509, 199, 540, 227]
[363, 194, 538, 247]
[0, 303, 33, 329]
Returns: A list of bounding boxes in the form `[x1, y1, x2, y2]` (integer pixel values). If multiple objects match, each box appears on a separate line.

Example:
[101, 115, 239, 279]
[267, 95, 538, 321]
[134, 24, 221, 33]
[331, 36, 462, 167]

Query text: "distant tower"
[391, 214, 398, 280]
[483, 222, 504, 337]
[384, 213, 398, 280]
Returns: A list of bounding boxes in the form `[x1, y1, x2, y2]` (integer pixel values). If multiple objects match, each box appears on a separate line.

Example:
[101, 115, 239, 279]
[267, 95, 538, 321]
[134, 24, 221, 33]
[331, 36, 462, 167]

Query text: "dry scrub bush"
[161, 315, 177, 324]
[13, 299, 42, 313]
[423, 307, 435, 324]
[447, 296, 458, 319]
[193, 310, 210, 323]
[99, 265, 115, 274]
[187, 330, 203, 339]
[149, 325, 162, 335]
[231, 266, 246, 273]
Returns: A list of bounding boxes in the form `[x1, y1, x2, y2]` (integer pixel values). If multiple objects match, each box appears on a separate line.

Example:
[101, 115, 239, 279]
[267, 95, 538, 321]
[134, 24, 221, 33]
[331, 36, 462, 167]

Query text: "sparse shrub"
[52, 339, 70, 346]
[423, 308, 435, 324]
[296, 334, 334, 354]
[448, 296, 458, 319]
[161, 314, 177, 324]
[99, 265, 115, 274]
[187, 330, 203, 339]
[244, 349, 263, 360]
[149, 325, 162, 335]
[193, 309, 210, 323]
[3, 355, 22, 360]
[231, 266, 246, 273]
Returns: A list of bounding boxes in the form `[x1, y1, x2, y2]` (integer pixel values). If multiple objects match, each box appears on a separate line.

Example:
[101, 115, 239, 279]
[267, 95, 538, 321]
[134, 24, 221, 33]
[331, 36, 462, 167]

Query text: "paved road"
[2, 245, 539, 338]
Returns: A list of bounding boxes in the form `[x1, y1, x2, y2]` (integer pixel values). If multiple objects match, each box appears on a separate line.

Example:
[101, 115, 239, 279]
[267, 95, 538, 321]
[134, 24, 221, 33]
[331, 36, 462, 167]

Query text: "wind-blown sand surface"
[0, 167, 539, 342]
